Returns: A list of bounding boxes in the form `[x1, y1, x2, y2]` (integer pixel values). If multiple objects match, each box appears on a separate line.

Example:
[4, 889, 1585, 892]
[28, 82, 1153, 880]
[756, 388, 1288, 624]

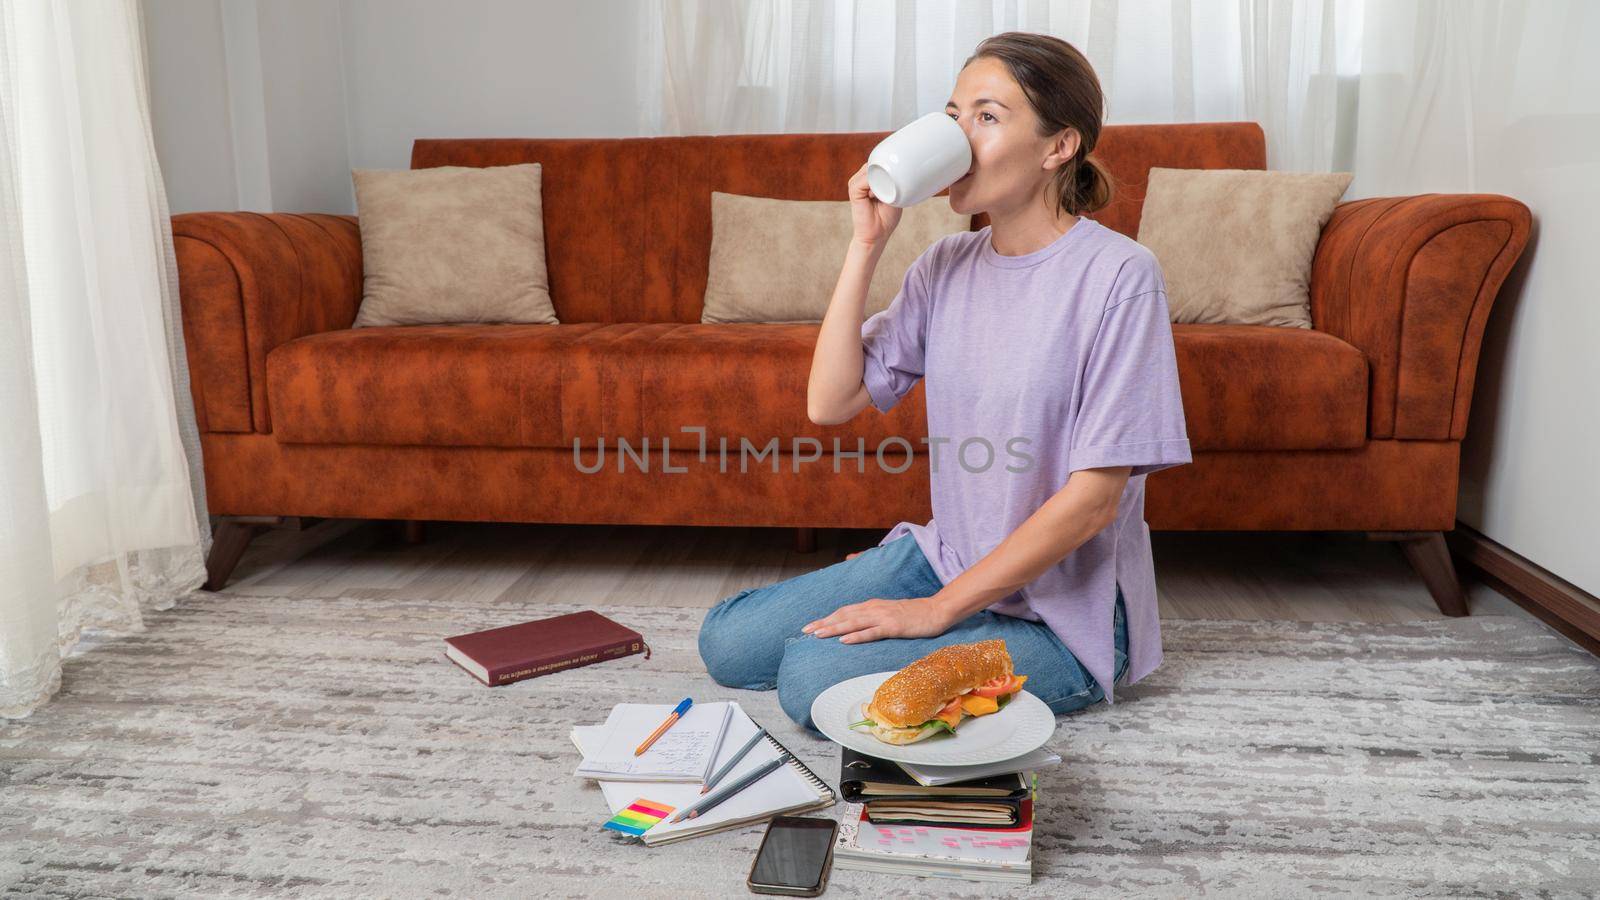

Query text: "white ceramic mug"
[865, 111, 973, 208]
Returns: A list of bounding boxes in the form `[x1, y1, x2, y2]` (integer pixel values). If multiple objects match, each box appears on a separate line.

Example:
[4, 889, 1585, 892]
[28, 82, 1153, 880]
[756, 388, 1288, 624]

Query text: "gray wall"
[143, 0, 239, 213]
[143, 0, 641, 214]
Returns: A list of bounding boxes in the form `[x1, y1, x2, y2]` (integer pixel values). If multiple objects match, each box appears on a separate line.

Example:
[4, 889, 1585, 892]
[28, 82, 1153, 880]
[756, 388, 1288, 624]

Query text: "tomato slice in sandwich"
[970, 673, 1028, 699]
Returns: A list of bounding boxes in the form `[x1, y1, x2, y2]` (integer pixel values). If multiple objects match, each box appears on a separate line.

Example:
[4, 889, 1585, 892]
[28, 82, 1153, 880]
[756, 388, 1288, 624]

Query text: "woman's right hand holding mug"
[848, 162, 903, 249]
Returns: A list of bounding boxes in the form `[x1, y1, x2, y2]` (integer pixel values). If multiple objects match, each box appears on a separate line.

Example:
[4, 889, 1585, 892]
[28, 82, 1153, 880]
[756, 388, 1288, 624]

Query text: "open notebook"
[573, 701, 736, 782]
[571, 702, 835, 845]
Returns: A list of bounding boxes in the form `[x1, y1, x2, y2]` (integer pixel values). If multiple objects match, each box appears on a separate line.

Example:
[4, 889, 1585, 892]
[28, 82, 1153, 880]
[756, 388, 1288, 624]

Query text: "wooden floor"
[218, 518, 1534, 623]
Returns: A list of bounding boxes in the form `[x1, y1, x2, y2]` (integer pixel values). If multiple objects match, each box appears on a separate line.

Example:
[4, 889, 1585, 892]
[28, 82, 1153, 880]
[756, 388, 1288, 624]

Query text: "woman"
[698, 32, 1191, 734]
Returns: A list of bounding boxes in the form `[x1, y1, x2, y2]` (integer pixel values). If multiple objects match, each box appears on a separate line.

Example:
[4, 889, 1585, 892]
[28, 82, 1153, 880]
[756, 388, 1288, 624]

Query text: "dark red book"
[443, 610, 650, 686]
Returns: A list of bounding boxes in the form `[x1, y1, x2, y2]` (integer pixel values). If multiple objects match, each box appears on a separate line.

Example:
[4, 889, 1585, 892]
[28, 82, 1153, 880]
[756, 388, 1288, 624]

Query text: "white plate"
[810, 671, 1056, 765]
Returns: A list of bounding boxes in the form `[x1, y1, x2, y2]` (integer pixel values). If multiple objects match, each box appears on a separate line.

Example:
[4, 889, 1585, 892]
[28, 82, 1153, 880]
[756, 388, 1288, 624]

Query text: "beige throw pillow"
[351, 163, 558, 327]
[701, 192, 970, 323]
[1136, 167, 1353, 329]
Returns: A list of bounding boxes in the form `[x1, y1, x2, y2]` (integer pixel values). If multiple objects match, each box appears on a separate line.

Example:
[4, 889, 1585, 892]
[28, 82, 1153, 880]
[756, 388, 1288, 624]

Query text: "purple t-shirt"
[860, 215, 1192, 704]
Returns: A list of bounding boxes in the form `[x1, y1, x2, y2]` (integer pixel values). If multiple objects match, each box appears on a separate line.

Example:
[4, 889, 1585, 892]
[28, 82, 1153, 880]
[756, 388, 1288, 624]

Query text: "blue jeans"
[698, 533, 1128, 734]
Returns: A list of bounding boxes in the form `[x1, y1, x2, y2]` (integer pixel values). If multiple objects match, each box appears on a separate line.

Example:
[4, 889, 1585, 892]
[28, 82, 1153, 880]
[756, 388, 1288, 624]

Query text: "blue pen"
[635, 697, 693, 756]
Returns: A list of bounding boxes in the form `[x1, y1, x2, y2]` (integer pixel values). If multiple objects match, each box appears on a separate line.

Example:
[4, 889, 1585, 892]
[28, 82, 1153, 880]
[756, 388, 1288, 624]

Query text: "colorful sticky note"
[602, 798, 676, 836]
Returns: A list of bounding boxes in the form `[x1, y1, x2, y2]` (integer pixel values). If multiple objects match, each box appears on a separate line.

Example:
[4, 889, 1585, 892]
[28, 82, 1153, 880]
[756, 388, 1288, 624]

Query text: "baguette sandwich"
[848, 639, 1029, 745]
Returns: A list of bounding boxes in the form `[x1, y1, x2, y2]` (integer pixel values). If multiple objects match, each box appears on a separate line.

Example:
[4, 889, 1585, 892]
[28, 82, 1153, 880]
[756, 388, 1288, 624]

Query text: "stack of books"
[831, 746, 1061, 884]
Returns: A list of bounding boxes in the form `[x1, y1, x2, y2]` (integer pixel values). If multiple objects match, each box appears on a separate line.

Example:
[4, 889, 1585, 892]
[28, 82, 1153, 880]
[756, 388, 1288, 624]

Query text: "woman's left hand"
[802, 596, 953, 644]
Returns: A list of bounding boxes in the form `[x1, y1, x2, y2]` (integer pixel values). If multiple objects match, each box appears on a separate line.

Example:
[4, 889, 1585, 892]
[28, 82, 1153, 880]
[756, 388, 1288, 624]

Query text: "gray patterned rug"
[3, 591, 1599, 898]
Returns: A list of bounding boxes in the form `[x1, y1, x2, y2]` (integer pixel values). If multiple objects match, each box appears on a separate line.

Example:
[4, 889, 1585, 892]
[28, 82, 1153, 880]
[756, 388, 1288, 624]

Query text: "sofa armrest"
[1309, 194, 1530, 441]
[174, 212, 361, 434]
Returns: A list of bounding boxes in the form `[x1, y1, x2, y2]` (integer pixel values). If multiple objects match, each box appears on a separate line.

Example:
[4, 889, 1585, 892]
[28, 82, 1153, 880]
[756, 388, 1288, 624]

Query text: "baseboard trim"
[1446, 523, 1600, 657]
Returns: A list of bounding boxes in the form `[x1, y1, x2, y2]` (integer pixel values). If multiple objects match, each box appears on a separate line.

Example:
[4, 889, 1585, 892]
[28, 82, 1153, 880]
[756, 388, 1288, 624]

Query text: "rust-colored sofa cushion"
[265, 322, 924, 451]
[266, 323, 601, 447]
[632, 324, 923, 451]
[265, 318, 1366, 452]
[1173, 324, 1367, 450]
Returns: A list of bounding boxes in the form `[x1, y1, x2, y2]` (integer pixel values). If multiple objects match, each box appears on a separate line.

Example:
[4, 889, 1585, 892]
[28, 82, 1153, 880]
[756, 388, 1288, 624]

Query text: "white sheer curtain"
[636, 0, 1363, 172]
[1348, 0, 1555, 198]
[0, 0, 209, 718]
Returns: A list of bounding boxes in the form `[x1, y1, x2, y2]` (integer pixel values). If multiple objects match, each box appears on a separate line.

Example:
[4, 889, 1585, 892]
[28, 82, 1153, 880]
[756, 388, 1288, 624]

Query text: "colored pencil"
[701, 726, 767, 794]
[635, 697, 693, 756]
[671, 751, 787, 823]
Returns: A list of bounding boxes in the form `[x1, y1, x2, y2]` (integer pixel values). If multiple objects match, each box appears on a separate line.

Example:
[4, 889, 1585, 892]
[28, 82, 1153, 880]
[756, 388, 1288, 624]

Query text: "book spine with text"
[487, 637, 646, 685]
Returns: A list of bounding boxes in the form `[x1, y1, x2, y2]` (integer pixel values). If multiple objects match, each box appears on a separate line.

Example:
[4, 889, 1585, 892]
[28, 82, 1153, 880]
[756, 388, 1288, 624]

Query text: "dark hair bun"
[1072, 156, 1113, 215]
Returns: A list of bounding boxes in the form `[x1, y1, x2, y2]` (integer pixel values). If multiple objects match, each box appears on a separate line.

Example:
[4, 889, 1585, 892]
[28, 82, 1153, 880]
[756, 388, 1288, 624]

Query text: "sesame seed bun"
[868, 639, 1014, 731]
[861, 700, 947, 744]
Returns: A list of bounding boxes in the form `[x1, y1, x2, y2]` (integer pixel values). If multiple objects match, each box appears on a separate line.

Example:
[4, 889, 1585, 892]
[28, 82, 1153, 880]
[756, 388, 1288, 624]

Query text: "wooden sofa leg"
[1367, 530, 1470, 618]
[401, 520, 426, 544]
[793, 527, 817, 553]
[204, 515, 285, 591]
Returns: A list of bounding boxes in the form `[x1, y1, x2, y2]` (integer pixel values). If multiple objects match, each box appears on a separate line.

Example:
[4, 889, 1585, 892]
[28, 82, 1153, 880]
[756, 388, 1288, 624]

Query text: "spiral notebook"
[571, 701, 835, 845]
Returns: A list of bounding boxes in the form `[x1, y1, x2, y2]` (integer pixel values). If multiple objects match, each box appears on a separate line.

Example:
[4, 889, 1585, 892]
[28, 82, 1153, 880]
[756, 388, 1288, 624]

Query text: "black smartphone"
[747, 815, 839, 896]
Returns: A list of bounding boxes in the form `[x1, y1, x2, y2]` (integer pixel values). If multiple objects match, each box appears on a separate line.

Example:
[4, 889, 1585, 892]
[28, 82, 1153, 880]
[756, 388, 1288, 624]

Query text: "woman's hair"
[963, 32, 1113, 217]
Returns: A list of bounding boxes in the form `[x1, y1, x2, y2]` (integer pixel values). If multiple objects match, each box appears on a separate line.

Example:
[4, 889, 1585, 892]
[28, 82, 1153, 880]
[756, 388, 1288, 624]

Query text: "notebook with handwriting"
[573, 701, 735, 782]
[571, 702, 835, 845]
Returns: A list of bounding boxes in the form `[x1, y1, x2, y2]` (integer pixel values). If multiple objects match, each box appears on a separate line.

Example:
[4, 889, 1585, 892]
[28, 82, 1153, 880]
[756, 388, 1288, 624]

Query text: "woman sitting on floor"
[697, 31, 1192, 733]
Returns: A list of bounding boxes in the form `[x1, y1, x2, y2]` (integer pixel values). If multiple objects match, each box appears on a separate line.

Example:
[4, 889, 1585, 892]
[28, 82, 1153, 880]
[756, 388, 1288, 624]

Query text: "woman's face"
[943, 57, 1078, 218]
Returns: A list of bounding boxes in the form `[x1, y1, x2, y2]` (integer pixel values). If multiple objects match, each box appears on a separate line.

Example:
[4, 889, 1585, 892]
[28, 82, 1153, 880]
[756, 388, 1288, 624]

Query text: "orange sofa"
[174, 122, 1531, 614]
